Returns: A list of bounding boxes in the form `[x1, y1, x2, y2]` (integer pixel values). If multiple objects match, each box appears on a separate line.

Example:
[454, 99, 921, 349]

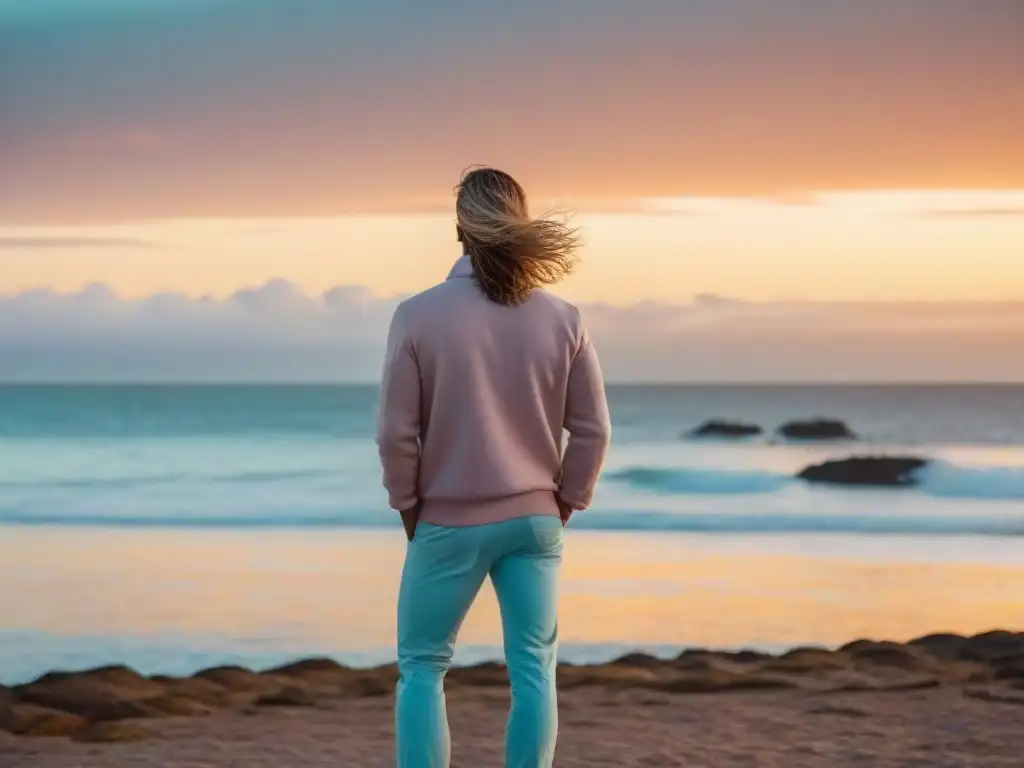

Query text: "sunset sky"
[1, 0, 1023, 380]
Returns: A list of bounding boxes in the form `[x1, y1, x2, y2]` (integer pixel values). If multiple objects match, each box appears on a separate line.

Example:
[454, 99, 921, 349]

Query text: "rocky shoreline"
[2, 630, 1022, 744]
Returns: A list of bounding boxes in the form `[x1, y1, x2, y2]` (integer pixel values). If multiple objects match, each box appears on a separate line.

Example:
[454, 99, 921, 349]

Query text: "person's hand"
[400, 503, 421, 542]
[556, 496, 573, 527]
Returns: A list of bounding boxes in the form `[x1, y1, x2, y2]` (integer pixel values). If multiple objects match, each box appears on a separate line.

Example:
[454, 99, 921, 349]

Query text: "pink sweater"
[375, 255, 612, 526]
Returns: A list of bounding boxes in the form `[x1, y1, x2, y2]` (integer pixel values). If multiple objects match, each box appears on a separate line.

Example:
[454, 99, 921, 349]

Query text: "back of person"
[376, 167, 611, 768]
[380, 258, 608, 527]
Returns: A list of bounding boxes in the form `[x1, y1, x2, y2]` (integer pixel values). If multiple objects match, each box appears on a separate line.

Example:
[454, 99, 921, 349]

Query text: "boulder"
[842, 640, 936, 672]
[0, 703, 87, 737]
[608, 653, 666, 668]
[907, 632, 968, 660]
[767, 647, 851, 674]
[991, 653, 1024, 682]
[447, 662, 508, 687]
[159, 677, 231, 708]
[797, 456, 928, 487]
[13, 675, 165, 722]
[253, 686, 319, 708]
[192, 666, 281, 694]
[778, 418, 857, 440]
[265, 658, 347, 677]
[687, 420, 763, 439]
[961, 630, 1024, 662]
[145, 695, 213, 717]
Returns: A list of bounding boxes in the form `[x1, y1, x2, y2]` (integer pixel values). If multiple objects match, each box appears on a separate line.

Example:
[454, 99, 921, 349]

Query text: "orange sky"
[2, 1, 1023, 224]
[0, 1, 1022, 308]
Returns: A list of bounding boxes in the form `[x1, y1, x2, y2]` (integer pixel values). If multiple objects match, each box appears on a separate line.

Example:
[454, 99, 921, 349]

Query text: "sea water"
[1, 384, 1023, 683]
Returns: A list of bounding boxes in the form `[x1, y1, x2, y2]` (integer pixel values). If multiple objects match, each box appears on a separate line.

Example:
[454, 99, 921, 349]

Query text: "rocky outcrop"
[687, 420, 763, 438]
[778, 418, 857, 440]
[797, 456, 928, 487]
[3, 630, 1022, 741]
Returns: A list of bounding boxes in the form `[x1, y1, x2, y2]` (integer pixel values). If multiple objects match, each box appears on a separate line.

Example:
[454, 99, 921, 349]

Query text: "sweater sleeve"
[558, 330, 611, 510]
[375, 303, 422, 512]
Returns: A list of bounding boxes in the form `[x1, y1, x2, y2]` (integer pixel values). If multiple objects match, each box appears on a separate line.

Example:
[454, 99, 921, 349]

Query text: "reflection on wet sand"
[1, 527, 1021, 673]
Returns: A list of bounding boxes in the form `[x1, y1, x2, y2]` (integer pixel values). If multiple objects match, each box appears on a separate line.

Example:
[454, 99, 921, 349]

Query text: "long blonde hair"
[455, 167, 579, 306]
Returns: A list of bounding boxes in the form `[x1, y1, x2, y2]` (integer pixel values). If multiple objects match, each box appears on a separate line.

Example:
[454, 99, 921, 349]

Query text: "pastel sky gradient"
[1, 0, 1023, 380]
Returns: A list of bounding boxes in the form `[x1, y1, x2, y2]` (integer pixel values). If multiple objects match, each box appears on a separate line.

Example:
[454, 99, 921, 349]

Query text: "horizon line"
[2, 380, 1022, 388]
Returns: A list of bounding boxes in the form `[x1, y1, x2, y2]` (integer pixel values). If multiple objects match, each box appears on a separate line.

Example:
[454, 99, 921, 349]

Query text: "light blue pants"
[395, 515, 563, 768]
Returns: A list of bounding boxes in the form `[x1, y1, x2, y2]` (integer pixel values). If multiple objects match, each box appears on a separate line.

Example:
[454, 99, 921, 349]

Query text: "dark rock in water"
[797, 456, 928, 487]
[778, 418, 857, 440]
[687, 420, 763, 438]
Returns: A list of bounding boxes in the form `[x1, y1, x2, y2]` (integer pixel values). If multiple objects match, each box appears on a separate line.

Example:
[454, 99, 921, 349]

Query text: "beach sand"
[3, 632, 1023, 767]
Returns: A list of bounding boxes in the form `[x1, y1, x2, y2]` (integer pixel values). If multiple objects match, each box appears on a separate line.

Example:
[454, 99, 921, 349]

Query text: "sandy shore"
[2, 631, 1023, 767]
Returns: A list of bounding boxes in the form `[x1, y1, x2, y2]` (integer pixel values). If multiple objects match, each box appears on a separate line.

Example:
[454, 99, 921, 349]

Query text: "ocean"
[2, 384, 1023, 684]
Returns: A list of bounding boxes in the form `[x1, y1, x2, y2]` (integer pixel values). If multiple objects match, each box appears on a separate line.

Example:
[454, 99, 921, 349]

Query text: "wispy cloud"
[1, 283, 1022, 383]
[0, 237, 154, 249]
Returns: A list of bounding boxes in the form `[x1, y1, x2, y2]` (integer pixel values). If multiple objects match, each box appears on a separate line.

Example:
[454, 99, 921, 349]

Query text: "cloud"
[2, 283, 1023, 383]
[0, 237, 154, 249]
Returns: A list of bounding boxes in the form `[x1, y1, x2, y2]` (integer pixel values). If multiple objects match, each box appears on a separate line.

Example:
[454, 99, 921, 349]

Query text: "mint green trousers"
[395, 515, 564, 768]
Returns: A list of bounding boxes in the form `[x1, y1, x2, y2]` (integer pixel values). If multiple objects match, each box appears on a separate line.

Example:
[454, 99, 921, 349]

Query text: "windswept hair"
[455, 167, 580, 306]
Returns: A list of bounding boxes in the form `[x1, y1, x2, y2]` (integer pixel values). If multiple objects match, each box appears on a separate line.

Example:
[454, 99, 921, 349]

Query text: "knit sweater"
[375, 255, 611, 526]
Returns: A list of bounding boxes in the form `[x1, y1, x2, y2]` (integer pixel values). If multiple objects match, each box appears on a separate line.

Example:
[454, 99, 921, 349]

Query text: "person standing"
[377, 167, 611, 768]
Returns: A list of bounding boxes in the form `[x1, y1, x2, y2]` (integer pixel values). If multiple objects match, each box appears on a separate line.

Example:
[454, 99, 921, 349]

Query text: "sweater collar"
[447, 254, 474, 280]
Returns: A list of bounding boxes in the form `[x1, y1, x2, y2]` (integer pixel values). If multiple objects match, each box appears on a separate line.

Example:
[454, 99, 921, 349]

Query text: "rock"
[73, 720, 151, 743]
[333, 666, 395, 698]
[0, 704, 87, 737]
[30, 666, 163, 697]
[727, 650, 773, 665]
[990, 652, 1024, 681]
[253, 687, 319, 708]
[145, 695, 213, 717]
[961, 630, 1024, 662]
[767, 648, 851, 674]
[609, 653, 666, 668]
[843, 640, 938, 672]
[447, 662, 509, 687]
[558, 665, 659, 691]
[159, 677, 231, 708]
[193, 666, 281, 695]
[778, 419, 857, 440]
[908, 632, 968, 660]
[266, 658, 347, 677]
[14, 676, 165, 722]
[673, 653, 745, 675]
[687, 420, 762, 438]
[797, 456, 928, 487]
